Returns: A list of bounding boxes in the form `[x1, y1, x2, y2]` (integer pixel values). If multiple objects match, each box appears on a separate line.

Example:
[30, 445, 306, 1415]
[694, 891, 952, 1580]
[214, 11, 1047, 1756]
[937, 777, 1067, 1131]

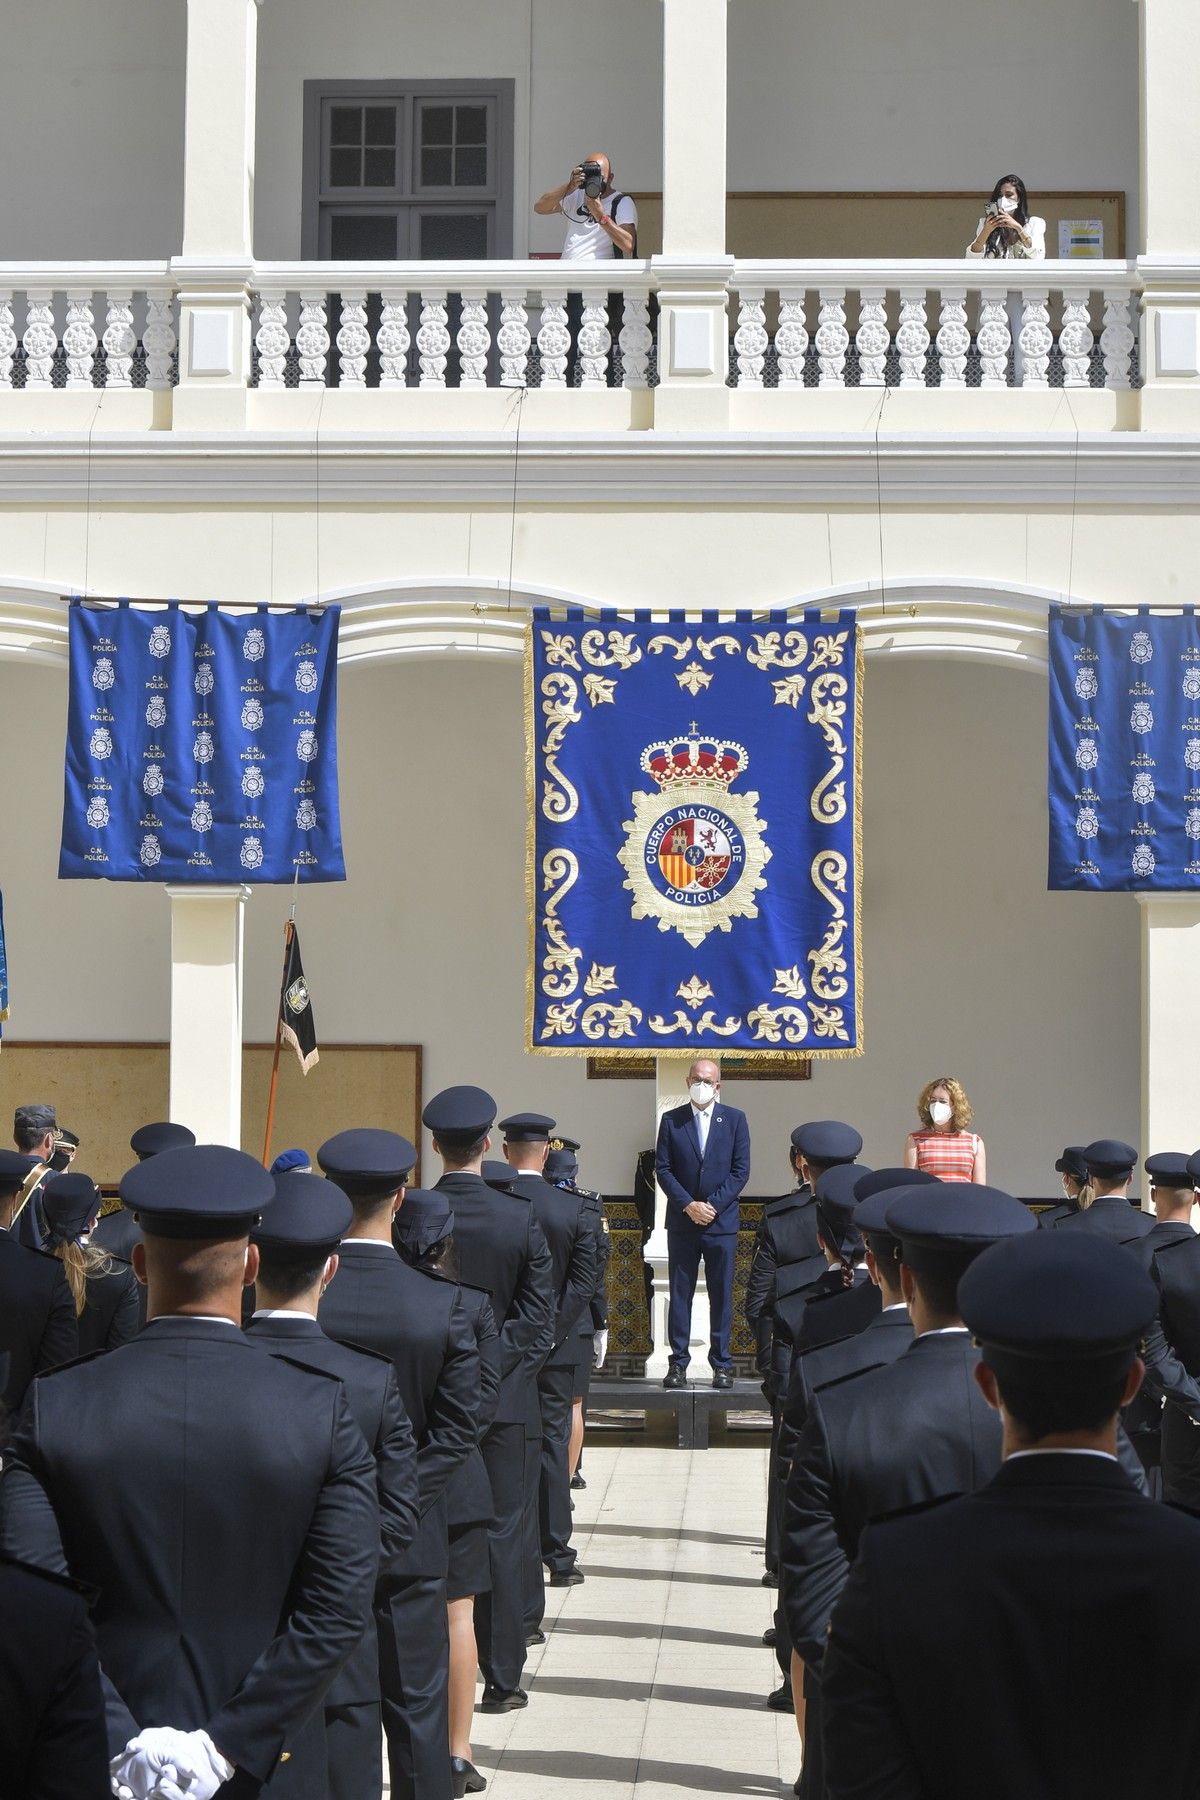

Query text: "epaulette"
[271, 1353, 346, 1385]
[0, 1552, 100, 1608]
[864, 1490, 963, 1529]
[329, 1339, 394, 1368]
[811, 1357, 888, 1397]
[456, 1279, 496, 1299]
[29, 1347, 107, 1380]
[1164, 1500, 1200, 1523]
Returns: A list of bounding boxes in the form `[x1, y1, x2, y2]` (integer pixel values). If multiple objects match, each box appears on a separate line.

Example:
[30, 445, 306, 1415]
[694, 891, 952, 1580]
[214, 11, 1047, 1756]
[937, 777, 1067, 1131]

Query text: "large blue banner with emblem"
[526, 608, 862, 1056]
[59, 601, 345, 883]
[1049, 605, 1200, 891]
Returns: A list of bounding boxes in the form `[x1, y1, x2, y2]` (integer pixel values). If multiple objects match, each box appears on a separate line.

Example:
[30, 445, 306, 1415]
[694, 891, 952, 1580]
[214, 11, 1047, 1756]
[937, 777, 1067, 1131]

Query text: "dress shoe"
[525, 1629, 546, 1647]
[549, 1567, 585, 1587]
[761, 1625, 777, 1647]
[766, 1682, 795, 1713]
[570, 1472, 587, 1490]
[662, 1363, 688, 1390]
[452, 1757, 488, 1797]
[479, 1686, 528, 1713]
[761, 1568, 779, 1588]
[712, 1367, 734, 1390]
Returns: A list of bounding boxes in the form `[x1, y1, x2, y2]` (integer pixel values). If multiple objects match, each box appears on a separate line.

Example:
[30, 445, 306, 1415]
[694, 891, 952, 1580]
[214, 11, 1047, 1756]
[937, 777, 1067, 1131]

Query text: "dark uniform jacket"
[822, 1453, 1200, 1800]
[0, 1320, 379, 1792]
[0, 1231, 76, 1414]
[318, 1242, 478, 1578]
[244, 1313, 421, 1710]
[509, 1172, 596, 1369]
[89, 1209, 141, 1264]
[569, 1191, 610, 1357]
[445, 1282, 501, 1531]
[434, 1171, 554, 1424]
[77, 1261, 141, 1357]
[778, 1303, 913, 1479]
[0, 1553, 109, 1800]
[1054, 1192, 1156, 1245]
[767, 1265, 876, 1403]
[1151, 1233, 1200, 1504]
[744, 1187, 822, 1364]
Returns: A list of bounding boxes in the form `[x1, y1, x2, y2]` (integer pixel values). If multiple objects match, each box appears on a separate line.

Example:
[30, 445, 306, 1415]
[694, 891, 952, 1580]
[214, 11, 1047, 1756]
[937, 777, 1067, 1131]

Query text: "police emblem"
[617, 729, 770, 948]
[285, 976, 310, 1015]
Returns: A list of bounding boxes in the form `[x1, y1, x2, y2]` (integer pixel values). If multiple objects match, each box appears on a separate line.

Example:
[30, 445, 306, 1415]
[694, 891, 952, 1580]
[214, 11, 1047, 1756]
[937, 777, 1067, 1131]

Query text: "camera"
[985, 200, 1004, 220]
[581, 160, 606, 200]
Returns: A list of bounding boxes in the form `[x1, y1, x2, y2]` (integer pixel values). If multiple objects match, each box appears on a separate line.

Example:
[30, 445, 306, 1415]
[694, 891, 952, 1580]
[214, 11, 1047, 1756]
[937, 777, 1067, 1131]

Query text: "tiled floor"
[465, 1445, 797, 1799]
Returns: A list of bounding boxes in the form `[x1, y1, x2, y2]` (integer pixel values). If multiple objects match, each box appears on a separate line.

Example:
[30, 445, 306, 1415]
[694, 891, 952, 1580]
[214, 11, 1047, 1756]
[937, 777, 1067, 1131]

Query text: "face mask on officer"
[929, 1099, 953, 1127]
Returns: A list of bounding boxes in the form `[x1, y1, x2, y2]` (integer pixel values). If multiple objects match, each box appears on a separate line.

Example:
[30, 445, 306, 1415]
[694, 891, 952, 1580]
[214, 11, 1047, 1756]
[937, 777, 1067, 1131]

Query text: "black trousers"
[538, 1363, 578, 1576]
[376, 1573, 451, 1800]
[325, 1702, 382, 1800]
[475, 1421, 527, 1693]
[522, 1424, 545, 1634]
[765, 1404, 783, 1574]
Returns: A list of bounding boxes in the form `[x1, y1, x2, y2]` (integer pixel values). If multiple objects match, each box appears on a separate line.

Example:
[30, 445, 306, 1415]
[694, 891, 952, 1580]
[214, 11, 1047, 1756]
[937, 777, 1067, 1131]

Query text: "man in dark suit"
[655, 1058, 750, 1390]
[1054, 1137, 1156, 1246]
[91, 1123, 198, 1339]
[247, 1168, 421, 1800]
[822, 1230, 1200, 1800]
[316, 1130, 478, 1800]
[499, 1111, 596, 1596]
[0, 1150, 76, 1414]
[427, 1086, 554, 1715]
[0, 1144, 379, 1800]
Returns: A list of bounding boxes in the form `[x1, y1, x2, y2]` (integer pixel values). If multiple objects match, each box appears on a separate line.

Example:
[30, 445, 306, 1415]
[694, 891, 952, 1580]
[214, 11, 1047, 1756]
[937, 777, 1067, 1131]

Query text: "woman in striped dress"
[904, 1076, 986, 1183]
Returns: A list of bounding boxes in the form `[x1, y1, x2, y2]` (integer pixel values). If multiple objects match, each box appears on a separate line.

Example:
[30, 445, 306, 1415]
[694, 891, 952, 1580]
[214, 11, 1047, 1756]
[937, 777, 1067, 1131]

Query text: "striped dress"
[910, 1129, 982, 1183]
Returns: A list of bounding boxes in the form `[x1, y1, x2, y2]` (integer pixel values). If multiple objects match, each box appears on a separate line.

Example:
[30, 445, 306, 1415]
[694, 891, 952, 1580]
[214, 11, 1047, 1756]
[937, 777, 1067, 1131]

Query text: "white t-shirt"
[559, 188, 638, 263]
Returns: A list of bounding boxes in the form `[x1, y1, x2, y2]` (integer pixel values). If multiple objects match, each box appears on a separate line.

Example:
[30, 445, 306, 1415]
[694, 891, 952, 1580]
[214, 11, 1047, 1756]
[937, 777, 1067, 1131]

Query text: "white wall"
[0, 648, 1139, 1199]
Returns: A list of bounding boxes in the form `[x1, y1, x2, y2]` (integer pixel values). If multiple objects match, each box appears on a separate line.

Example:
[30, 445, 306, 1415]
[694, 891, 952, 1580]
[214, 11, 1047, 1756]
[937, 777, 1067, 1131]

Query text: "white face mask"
[689, 1081, 715, 1108]
[929, 1099, 953, 1127]
[1062, 1179, 1073, 1201]
[998, 194, 1019, 215]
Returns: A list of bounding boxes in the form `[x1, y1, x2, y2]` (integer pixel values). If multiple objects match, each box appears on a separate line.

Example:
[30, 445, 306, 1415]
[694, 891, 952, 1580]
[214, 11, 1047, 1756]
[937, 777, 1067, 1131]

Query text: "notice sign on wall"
[1058, 219, 1104, 258]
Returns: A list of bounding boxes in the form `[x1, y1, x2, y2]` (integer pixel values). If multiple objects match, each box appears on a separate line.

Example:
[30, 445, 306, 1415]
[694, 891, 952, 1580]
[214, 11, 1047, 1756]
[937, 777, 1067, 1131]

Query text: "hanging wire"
[872, 384, 891, 617]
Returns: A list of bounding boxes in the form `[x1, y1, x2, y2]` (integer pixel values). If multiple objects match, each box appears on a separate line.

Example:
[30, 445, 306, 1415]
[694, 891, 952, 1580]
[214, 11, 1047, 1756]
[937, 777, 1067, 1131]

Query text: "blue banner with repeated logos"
[59, 601, 345, 883]
[1049, 604, 1200, 890]
[526, 608, 863, 1056]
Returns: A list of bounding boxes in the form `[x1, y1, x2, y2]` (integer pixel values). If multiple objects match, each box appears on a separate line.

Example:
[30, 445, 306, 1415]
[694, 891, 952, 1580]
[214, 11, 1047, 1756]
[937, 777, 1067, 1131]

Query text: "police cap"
[1144, 1152, 1195, 1190]
[15, 1104, 56, 1138]
[0, 1149, 33, 1195]
[545, 1149, 579, 1184]
[852, 1166, 939, 1234]
[317, 1129, 417, 1198]
[422, 1086, 496, 1144]
[252, 1171, 352, 1251]
[789, 1120, 863, 1165]
[482, 1160, 518, 1192]
[1054, 1146, 1089, 1183]
[393, 1188, 454, 1260]
[498, 1112, 556, 1143]
[42, 1173, 103, 1245]
[270, 1147, 312, 1176]
[1083, 1139, 1137, 1180]
[130, 1121, 197, 1160]
[549, 1134, 581, 1155]
[815, 1163, 872, 1255]
[960, 1230, 1158, 1389]
[884, 1184, 1036, 1272]
[120, 1145, 274, 1239]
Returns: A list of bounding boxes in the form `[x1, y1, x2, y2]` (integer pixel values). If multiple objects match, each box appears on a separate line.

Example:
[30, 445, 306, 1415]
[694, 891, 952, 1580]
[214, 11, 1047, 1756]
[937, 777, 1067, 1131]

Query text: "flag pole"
[262, 915, 294, 1168]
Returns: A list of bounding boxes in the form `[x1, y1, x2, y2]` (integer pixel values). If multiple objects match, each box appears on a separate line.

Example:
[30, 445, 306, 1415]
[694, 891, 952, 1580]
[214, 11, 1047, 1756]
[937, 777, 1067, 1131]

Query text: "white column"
[1139, 896, 1200, 1201]
[653, 0, 732, 427]
[1138, 0, 1200, 425]
[172, 0, 261, 427]
[167, 886, 250, 1147]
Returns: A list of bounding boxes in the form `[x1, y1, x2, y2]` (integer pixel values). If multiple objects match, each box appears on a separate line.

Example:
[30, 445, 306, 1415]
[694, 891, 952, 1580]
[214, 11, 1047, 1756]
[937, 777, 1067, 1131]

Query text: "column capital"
[165, 884, 252, 904]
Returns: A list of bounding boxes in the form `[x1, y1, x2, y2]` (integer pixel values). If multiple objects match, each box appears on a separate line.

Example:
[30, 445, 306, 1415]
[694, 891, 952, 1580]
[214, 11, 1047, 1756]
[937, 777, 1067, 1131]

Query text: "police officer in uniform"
[1054, 1138, 1155, 1246]
[1038, 1144, 1089, 1227]
[0, 1148, 76, 1413]
[427, 1086, 555, 1715]
[11, 1103, 58, 1250]
[499, 1112, 596, 1599]
[92, 1121, 198, 1267]
[822, 1231, 1200, 1800]
[1, 1144, 379, 1799]
[246, 1169, 422, 1800]
[545, 1139, 610, 1492]
[316, 1131, 479, 1800]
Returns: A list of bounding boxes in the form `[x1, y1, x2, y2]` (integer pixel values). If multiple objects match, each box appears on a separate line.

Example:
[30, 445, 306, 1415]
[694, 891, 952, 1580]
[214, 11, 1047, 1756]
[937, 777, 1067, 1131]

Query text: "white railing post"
[336, 290, 370, 388]
[776, 288, 808, 384]
[816, 289, 849, 387]
[0, 294, 15, 387]
[102, 292, 136, 388]
[578, 293, 612, 388]
[855, 286, 889, 387]
[1101, 291, 1135, 390]
[23, 290, 57, 388]
[1061, 289, 1095, 387]
[378, 290, 411, 388]
[936, 287, 970, 388]
[733, 288, 767, 388]
[296, 292, 330, 385]
[537, 288, 570, 389]
[254, 289, 289, 389]
[977, 287, 1011, 387]
[63, 291, 97, 389]
[456, 288, 491, 390]
[497, 289, 531, 387]
[619, 292, 652, 390]
[417, 292, 450, 388]
[896, 288, 929, 386]
[1017, 289, 1052, 388]
[143, 289, 178, 390]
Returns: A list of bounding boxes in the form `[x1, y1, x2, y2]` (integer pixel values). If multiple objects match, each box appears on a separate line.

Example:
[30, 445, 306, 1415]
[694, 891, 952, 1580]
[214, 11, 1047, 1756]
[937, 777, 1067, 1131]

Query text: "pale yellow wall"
[0, 652, 1138, 1199]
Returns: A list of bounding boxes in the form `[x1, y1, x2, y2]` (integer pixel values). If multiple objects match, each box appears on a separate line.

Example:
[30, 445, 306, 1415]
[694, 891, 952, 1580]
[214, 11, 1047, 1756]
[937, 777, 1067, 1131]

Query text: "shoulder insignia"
[864, 1491, 962, 1530]
[457, 1279, 496, 1299]
[811, 1357, 888, 1397]
[30, 1348, 108, 1380]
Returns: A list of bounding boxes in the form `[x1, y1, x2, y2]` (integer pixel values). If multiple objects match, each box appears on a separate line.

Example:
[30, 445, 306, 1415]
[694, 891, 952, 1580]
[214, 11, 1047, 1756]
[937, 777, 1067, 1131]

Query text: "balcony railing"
[0, 257, 1139, 395]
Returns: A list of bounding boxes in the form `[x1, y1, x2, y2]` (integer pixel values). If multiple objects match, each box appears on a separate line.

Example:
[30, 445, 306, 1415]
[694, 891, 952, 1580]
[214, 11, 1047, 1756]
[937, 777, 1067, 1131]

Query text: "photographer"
[966, 174, 1045, 261]
[534, 153, 638, 386]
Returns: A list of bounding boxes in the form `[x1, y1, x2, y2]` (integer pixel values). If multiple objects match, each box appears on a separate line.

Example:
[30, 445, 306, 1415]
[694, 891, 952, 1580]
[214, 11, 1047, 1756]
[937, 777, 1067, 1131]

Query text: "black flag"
[279, 925, 318, 1074]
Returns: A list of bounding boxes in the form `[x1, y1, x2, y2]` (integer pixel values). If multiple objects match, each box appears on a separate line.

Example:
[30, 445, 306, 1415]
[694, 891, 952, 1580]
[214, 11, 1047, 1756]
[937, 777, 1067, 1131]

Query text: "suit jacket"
[778, 1303, 913, 1479]
[0, 1553, 109, 1800]
[244, 1313, 421, 1708]
[1055, 1192, 1156, 1245]
[509, 1172, 596, 1369]
[744, 1187, 822, 1363]
[569, 1192, 611, 1351]
[822, 1454, 1200, 1800]
[318, 1242, 478, 1578]
[77, 1262, 141, 1357]
[445, 1282, 501, 1532]
[0, 1319, 378, 1791]
[767, 1266, 876, 1402]
[655, 1103, 750, 1238]
[89, 1210, 148, 1330]
[0, 1232, 76, 1414]
[434, 1171, 554, 1424]
[782, 1330, 1002, 1664]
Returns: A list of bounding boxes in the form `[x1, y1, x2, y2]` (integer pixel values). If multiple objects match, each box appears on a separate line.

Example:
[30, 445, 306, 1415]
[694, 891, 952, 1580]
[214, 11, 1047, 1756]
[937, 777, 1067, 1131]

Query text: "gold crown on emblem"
[640, 731, 748, 796]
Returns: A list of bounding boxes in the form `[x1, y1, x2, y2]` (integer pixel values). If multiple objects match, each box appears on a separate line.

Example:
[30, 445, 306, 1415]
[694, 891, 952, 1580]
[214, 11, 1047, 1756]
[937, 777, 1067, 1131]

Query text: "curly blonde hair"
[917, 1075, 974, 1133]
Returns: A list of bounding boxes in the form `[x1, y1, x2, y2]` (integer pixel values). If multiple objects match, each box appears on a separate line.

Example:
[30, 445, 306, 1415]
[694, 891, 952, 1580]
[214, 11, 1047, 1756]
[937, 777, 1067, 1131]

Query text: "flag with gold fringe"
[279, 924, 319, 1074]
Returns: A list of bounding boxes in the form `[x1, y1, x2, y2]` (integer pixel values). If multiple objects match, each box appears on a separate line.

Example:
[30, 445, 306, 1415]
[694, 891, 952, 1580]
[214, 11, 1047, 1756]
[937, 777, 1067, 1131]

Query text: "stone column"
[653, 0, 732, 428]
[1139, 896, 1200, 1201]
[166, 886, 250, 1147]
[1138, 0, 1200, 427]
[172, 0, 262, 428]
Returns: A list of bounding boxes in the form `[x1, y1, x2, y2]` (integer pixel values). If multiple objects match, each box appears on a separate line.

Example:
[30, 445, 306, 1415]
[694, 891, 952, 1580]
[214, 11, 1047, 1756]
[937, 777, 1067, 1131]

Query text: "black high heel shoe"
[452, 1756, 487, 1796]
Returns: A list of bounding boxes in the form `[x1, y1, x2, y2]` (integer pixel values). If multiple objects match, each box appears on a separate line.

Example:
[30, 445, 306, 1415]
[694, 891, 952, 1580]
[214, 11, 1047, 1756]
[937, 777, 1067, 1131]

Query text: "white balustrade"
[537, 288, 570, 389]
[336, 291, 370, 388]
[63, 291, 97, 388]
[0, 271, 177, 390]
[456, 290, 491, 390]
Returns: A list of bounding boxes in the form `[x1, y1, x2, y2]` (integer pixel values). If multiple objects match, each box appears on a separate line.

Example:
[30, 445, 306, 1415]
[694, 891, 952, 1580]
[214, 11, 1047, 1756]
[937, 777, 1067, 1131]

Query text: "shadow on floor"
[487, 1748, 780, 1794]
[551, 1618, 767, 1651]
[529, 1674, 764, 1712]
[583, 1522, 764, 1548]
[583, 1563, 763, 1588]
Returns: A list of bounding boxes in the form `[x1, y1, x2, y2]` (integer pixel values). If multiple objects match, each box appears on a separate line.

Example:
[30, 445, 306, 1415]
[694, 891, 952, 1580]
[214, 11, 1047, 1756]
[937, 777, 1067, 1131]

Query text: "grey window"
[303, 80, 514, 259]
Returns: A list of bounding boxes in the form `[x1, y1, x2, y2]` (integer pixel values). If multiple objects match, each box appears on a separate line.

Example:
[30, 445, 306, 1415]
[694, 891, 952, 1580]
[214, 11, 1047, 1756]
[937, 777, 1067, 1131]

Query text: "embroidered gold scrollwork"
[809, 850, 849, 1003]
[583, 962, 618, 997]
[647, 1008, 743, 1037]
[539, 630, 580, 670]
[581, 999, 644, 1040]
[809, 1004, 850, 1041]
[580, 629, 642, 670]
[747, 1003, 810, 1044]
[541, 1000, 582, 1038]
[582, 673, 616, 707]
[540, 673, 581, 821]
[809, 630, 849, 672]
[540, 849, 581, 998]
[748, 630, 808, 671]
[696, 634, 741, 661]
[648, 634, 694, 661]
[808, 671, 849, 824]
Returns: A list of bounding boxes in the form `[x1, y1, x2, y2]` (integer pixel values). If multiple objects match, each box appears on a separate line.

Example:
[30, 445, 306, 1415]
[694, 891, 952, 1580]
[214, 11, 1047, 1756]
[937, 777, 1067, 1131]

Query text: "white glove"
[151, 1733, 234, 1800]
[111, 1729, 194, 1799]
[593, 1327, 608, 1370]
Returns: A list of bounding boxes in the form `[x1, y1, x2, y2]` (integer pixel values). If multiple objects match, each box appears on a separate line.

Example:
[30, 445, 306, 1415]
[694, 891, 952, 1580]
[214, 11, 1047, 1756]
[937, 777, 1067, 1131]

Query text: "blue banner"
[59, 602, 345, 884]
[526, 609, 862, 1056]
[0, 888, 8, 1044]
[1049, 604, 1200, 890]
